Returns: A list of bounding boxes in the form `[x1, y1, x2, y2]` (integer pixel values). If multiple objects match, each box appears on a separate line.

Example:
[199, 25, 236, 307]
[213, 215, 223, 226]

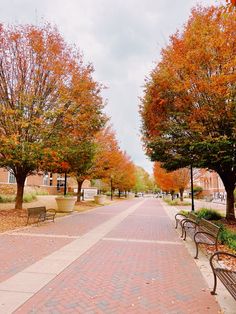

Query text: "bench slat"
[210, 251, 236, 300]
[199, 219, 220, 237]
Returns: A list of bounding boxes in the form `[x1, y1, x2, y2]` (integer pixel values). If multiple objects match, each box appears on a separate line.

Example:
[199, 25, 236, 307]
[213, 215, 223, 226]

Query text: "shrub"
[35, 190, 49, 195]
[0, 192, 37, 203]
[23, 192, 37, 203]
[0, 195, 15, 203]
[178, 210, 189, 216]
[193, 186, 203, 195]
[218, 225, 236, 252]
[196, 208, 222, 221]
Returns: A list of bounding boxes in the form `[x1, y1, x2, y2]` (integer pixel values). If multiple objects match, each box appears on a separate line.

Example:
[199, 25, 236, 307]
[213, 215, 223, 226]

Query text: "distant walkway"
[0, 199, 225, 313]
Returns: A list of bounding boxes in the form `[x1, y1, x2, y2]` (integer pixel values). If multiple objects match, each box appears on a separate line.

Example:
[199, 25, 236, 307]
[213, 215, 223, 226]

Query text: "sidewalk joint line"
[102, 237, 182, 245]
[5, 232, 80, 239]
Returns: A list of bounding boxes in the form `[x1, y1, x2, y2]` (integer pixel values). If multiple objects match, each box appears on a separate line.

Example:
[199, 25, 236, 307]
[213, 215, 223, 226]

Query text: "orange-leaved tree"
[172, 168, 190, 201]
[92, 126, 136, 196]
[153, 163, 177, 199]
[0, 23, 105, 209]
[111, 151, 136, 194]
[141, 6, 236, 220]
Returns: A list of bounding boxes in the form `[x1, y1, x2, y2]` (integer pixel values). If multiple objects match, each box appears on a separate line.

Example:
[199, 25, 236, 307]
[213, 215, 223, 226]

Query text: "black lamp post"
[64, 171, 67, 196]
[190, 165, 194, 212]
[110, 175, 113, 201]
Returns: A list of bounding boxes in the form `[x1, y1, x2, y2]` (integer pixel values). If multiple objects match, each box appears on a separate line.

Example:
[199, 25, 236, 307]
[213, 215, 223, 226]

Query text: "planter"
[127, 193, 135, 199]
[55, 197, 76, 213]
[94, 195, 106, 205]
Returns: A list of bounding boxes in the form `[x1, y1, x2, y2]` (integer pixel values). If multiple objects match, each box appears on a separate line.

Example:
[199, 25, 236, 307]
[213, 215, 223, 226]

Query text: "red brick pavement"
[12, 201, 137, 237]
[14, 199, 221, 314]
[0, 235, 72, 282]
[107, 198, 178, 242]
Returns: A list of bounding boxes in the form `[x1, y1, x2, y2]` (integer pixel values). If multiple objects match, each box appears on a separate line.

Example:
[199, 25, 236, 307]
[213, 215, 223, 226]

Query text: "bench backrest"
[27, 206, 46, 216]
[199, 218, 221, 238]
[188, 212, 199, 223]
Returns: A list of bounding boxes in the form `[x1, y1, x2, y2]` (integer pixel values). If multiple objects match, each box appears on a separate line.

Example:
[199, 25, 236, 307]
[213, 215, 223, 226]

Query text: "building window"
[43, 172, 49, 186]
[57, 175, 65, 190]
[8, 171, 16, 184]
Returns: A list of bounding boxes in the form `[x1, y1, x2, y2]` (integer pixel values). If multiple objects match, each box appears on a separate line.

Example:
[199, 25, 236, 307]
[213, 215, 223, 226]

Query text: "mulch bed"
[0, 208, 27, 233]
[0, 200, 110, 233]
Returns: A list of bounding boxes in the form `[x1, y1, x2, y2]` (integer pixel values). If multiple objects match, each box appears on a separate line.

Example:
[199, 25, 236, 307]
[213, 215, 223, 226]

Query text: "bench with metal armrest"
[210, 251, 236, 301]
[182, 216, 221, 259]
[26, 206, 56, 225]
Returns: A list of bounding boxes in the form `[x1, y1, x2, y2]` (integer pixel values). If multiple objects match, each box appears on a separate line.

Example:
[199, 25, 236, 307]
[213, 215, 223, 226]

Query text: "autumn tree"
[111, 152, 136, 195]
[0, 23, 104, 209]
[153, 163, 177, 199]
[141, 6, 236, 220]
[134, 166, 154, 193]
[92, 126, 121, 179]
[225, 0, 236, 11]
[92, 126, 136, 196]
[172, 168, 190, 201]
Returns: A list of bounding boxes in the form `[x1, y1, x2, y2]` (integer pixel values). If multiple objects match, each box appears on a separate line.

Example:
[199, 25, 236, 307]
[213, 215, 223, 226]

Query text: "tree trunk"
[225, 185, 235, 221]
[76, 180, 84, 202]
[218, 172, 235, 221]
[179, 188, 184, 202]
[15, 175, 27, 210]
[118, 190, 121, 198]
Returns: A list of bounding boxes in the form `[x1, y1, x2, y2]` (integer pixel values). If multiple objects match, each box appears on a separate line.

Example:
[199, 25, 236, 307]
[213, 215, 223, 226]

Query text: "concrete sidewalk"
[0, 198, 233, 313]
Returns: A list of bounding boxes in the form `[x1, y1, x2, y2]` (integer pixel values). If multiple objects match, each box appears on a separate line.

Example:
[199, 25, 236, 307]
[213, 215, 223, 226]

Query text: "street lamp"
[190, 165, 195, 212]
[64, 171, 67, 196]
[110, 175, 113, 201]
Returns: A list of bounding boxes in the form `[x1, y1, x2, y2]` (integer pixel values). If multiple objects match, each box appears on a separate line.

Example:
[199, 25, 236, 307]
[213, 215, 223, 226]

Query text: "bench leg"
[194, 242, 199, 259]
[210, 272, 217, 295]
[183, 230, 187, 241]
[175, 220, 178, 229]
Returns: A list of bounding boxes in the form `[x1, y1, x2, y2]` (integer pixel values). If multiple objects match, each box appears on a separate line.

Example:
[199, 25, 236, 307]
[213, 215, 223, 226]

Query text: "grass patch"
[164, 198, 191, 206]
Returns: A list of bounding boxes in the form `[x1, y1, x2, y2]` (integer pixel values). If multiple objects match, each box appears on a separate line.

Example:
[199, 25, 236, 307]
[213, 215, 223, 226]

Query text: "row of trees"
[0, 23, 140, 209]
[153, 163, 190, 201]
[87, 126, 137, 200]
[140, 5, 236, 220]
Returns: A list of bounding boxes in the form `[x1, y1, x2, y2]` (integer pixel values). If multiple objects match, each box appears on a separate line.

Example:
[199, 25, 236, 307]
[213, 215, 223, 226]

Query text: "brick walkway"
[0, 199, 223, 313]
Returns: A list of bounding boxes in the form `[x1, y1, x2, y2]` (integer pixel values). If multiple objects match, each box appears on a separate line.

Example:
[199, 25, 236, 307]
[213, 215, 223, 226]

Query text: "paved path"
[0, 198, 225, 313]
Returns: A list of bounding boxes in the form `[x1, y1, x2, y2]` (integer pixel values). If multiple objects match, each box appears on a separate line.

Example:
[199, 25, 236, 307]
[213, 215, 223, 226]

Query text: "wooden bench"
[210, 251, 236, 300]
[183, 217, 221, 259]
[194, 218, 221, 259]
[181, 212, 200, 239]
[175, 212, 188, 229]
[26, 206, 56, 225]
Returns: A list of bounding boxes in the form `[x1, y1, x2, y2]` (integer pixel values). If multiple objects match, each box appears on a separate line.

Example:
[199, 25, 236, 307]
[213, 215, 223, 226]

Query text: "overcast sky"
[0, 0, 220, 174]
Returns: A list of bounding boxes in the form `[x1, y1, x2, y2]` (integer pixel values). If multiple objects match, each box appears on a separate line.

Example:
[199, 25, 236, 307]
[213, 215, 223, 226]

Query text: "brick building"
[194, 169, 226, 201]
[0, 168, 91, 195]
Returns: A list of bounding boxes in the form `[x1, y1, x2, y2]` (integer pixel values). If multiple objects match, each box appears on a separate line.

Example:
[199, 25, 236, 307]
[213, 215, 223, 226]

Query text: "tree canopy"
[140, 6, 236, 220]
[0, 23, 105, 208]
